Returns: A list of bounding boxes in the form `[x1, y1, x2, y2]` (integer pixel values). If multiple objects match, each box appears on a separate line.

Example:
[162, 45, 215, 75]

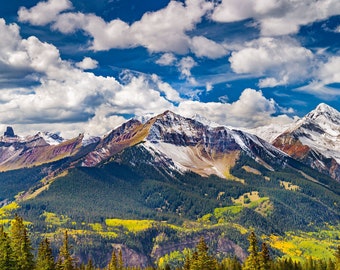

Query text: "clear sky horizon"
[0, 0, 339, 137]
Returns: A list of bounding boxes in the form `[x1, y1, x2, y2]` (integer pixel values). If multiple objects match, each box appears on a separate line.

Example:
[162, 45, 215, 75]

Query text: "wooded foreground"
[1, 215, 339, 270]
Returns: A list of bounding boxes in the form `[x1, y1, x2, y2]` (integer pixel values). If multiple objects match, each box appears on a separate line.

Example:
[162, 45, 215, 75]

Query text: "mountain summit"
[83, 110, 288, 179]
[273, 103, 340, 181]
[307, 103, 340, 121]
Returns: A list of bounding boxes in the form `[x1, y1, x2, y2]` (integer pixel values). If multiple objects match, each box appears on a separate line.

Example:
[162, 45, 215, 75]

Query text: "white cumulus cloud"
[0, 19, 180, 137]
[21, 0, 230, 60]
[50, 0, 214, 53]
[297, 56, 340, 97]
[190, 36, 228, 59]
[156, 53, 177, 66]
[177, 88, 293, 128]
[211, 0, 340, 36]
[18, 0, 73, 26]
[76, 57, 98, 70]
[229, 37, 314, 87]
[0, 16, 298, 137]
[178, 56, 198, 85]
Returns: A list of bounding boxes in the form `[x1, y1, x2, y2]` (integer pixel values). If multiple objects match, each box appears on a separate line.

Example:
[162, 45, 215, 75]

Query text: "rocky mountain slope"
[0, 127, 96, 171]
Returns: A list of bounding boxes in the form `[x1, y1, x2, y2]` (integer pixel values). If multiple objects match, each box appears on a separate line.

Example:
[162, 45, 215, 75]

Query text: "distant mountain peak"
[162, 109, 174, 115]
[305, 103, 340, 124]
[315, 102, 336, 113]
[273, 102, 340, 181]
[156, 110, 183, 121]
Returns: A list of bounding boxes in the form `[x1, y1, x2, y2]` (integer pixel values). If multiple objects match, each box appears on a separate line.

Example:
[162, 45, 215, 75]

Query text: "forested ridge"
[1, 215, 339, 270]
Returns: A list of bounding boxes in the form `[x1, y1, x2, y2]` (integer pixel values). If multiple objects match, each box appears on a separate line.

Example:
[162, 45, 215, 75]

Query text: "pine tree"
[10, 214, 35, 270]
[259, 242, 271, 270]
[243, 231, 260, 270]
[118, 249, 124, 270]
[221, 256, 242, 270]
[85, 259, 95, 270]
[108, 250, 118, 270]
[57, 231, 75, 270]
[183, 254, 190, 270]
[0, 225, 14, 269]
[36, 238, 56, 270]
[190, 237, 217, 270]
[335, 245, 340, 270]
[190, 251, 199, 270]
[316, 259, 327, 270]
[327, 258, 335, 270]
[304, 256, 315, 270]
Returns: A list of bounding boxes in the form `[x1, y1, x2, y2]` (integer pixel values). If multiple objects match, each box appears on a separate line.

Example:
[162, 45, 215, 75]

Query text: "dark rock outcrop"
[4, 126, 15, 137]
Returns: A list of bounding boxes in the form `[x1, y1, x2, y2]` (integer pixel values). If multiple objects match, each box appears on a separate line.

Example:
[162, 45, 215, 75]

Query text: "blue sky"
[0, 0, 339, 137]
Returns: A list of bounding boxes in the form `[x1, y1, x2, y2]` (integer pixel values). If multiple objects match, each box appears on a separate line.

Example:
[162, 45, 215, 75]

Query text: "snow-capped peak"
[191, 114, 221, 128]
[133, 113, 155, 124]
[273, 103, 340, 175]
[305, 103, 340, 124]
[84, 109, 292, 178]
[0, 129, 64, 145]
[315, 103, 338, 114]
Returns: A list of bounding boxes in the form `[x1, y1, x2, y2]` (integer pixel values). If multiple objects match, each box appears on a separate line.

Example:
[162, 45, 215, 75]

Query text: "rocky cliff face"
[146, 111, 239, 150]
[151, 233, 247, 263]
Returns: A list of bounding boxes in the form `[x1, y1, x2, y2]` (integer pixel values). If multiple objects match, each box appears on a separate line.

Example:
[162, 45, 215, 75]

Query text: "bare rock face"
[216, 238, 247, 261]
[4, 126, 15, 137]
[111, 244, 150, 268]
[151, 233, 247, 263]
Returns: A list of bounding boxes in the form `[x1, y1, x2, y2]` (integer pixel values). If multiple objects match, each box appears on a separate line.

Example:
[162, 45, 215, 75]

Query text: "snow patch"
[243, 122, 293, 143]
[143, 141, 226, 178]
[82, 134, 100, 147]
[38, 132, 64, 145]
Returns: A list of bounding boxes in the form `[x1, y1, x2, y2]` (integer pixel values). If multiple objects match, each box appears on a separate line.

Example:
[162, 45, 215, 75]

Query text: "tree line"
[0, 215, 339, 270]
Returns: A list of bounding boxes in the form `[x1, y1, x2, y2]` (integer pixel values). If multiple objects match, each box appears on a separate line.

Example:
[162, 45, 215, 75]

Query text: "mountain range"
[0, 103, 339, 266]
[1, 103, 339, 183]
